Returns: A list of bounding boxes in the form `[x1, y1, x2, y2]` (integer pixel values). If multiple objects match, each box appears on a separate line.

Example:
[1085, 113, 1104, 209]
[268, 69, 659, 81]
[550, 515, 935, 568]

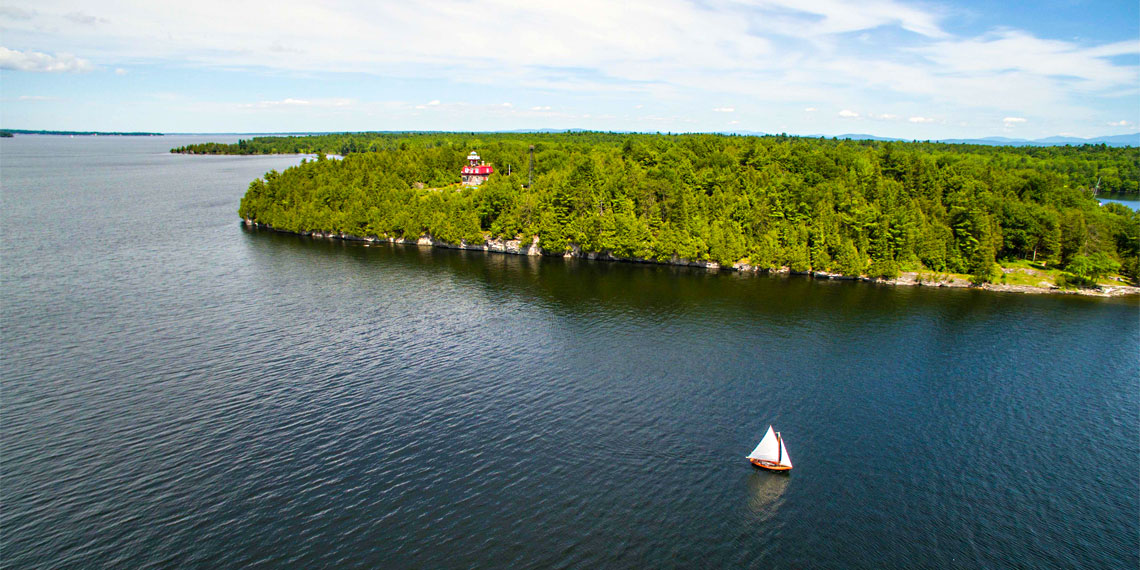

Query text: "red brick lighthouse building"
[461, 151, 493, 186]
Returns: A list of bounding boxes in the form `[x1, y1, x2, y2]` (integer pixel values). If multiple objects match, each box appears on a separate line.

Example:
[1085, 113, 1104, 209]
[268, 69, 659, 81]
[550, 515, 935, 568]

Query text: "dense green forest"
[226, 132, 1139, 285]
[177, 131, 1140, 194]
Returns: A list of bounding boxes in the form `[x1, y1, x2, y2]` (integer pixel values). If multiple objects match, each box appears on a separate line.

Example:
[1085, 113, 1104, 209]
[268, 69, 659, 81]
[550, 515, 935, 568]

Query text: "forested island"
[183, 132, 1139, 294]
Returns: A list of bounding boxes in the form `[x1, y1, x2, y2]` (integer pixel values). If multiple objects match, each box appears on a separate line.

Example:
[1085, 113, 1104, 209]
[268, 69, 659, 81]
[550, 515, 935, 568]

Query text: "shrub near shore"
[229, 132, 1139, 288]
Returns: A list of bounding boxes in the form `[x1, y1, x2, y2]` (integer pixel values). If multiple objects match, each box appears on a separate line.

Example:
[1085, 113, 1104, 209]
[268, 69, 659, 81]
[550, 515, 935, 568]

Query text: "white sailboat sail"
[747, 426, 780, 462]
[747, 425, 793, 467]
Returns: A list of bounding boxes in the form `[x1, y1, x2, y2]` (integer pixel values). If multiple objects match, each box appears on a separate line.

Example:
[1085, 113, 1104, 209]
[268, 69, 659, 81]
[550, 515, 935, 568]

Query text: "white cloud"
[0, 46, 94, 72]
[1107, 120, 1133, 127]
[242, 97, 354, 109]
[114, 67, 128, 75]
[0, 7, 36, 20]
[712, 107, 734, 112]
[0, 1, 1134, 136]
[0, 1, 937, 83]
[16, 95, 60, 101]
[531, 106, 552, 111]
[64, 11, 106, 25]
[741, 0, 946, 39]
[908, 116, 935, 123]
[916, 31, 1138, 91]
[1002, 117, 1027, 125]
[838, 109, 859, 118]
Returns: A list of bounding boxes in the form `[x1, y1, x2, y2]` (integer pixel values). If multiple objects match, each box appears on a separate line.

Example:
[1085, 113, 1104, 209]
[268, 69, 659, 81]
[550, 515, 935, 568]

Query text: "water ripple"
[2, 136, 1138, 569]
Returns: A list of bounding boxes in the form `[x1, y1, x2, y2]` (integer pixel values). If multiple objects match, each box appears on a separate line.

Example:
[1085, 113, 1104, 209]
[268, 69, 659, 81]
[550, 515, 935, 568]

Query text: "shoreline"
[242, 219, 1140, 298]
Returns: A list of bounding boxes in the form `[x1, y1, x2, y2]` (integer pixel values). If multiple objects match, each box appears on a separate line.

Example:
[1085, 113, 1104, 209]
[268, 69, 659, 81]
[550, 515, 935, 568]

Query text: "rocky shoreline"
[242, 219, 1140, 298]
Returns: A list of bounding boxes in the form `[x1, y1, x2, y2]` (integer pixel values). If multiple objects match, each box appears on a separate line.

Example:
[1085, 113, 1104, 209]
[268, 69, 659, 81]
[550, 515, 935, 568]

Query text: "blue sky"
[1, 0, 1137, 139]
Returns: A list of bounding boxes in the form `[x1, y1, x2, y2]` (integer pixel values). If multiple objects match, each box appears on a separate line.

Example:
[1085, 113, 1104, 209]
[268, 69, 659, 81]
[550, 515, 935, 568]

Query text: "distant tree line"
[226, 132, 1138, 284]
[6, 129, 162, 136]
[180, 131, 1140, 195]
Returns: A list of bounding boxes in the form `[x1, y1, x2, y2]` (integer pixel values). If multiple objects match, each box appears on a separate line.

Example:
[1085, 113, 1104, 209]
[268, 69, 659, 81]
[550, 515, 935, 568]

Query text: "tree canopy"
[219, 132, 1138, 285]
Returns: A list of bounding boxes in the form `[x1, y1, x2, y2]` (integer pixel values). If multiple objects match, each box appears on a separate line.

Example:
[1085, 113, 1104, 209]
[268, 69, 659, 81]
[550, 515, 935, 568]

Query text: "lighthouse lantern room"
[461, 151, 494, 186]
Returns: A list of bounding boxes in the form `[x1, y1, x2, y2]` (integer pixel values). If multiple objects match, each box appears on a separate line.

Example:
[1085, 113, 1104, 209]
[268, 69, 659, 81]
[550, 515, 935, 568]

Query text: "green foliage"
[968, 242, 999, 285]
[1063, 252, 1122, 287]
[224, 131, 1139, 281]
[833, 240, 864, 276]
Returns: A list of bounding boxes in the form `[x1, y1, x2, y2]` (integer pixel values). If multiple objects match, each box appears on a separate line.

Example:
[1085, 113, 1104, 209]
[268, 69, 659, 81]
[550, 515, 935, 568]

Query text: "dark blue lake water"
[2, 135, 1137, 569]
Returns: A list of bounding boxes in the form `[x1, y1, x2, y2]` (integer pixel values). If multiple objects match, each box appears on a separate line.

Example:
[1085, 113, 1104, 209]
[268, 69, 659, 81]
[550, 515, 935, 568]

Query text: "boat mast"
[776, 432, 782, 464]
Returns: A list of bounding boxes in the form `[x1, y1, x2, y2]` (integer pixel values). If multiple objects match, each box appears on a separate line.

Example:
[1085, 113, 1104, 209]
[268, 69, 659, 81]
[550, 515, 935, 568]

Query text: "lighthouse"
[461, 151, 494, 186]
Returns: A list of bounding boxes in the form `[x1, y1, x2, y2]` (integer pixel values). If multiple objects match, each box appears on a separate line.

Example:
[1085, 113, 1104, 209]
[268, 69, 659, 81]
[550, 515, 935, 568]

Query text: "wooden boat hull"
[750, 458, 792, 471]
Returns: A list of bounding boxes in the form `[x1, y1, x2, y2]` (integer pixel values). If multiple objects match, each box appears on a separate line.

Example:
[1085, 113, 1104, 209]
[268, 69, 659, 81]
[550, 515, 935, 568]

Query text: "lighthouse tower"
[461, 151, 494, 186]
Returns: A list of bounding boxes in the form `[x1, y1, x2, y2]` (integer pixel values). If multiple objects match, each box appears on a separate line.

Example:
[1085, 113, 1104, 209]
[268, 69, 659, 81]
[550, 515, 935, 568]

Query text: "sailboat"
[747, 425, 793, 471]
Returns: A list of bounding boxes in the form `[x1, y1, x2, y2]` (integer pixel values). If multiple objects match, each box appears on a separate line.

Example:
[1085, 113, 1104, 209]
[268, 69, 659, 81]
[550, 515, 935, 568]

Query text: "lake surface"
[2, 136, 1137, 569]
[1098, 193, 1139, 210]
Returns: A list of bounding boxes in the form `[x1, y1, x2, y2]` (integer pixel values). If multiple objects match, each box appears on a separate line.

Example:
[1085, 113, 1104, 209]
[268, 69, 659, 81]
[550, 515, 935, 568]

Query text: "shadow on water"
[240, 225, 1136, 328]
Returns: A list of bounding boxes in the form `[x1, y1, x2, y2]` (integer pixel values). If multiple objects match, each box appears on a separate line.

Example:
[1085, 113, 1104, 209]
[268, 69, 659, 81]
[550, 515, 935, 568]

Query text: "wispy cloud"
[0, 1, 1134, 136]
[64, 11, 106, 26]
[1002, 117, 1027, 125]
[241, 97, 354, 109]
[0, 6, 35, 20]
[0, 46, 94, 72]
[915, 31, 1138, 91]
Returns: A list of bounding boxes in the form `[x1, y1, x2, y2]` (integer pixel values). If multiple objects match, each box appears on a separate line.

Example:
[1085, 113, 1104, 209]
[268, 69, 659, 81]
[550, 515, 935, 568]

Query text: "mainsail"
[747, 425, 792, 467]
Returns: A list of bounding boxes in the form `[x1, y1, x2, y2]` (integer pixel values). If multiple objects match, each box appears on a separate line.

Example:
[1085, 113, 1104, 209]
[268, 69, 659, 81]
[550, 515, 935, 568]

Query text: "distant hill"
[937, 133, 1139, 147]
[715, 130, 769, 137]
[498, 128, 591, 134]
[832, 133, 905, 142]
[821, 132, 1139, 148]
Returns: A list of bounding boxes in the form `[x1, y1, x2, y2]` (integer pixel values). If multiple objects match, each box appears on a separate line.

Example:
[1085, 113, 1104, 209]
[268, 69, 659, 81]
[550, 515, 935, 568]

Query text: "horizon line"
[3, 127, 1138, 146]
